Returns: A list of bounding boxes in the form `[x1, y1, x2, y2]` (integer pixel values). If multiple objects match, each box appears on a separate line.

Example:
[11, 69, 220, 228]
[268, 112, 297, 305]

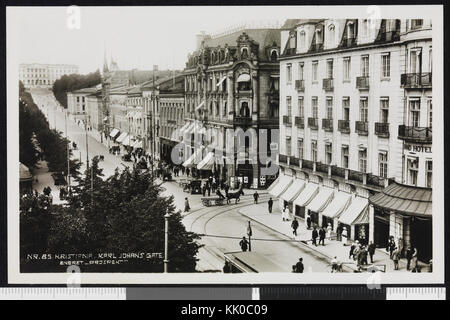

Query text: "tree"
[52, 70, 101, 108]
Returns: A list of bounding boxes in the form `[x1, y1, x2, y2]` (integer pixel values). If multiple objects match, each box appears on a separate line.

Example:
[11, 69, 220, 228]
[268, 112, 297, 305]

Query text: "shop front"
[337, 196, 369, 245]
[268, 174, 293, 198]
[369, 182, 432, 262]
[306, 186, 334, 228]
[320, 191, 351, 231]
[278, 178, 305, 212]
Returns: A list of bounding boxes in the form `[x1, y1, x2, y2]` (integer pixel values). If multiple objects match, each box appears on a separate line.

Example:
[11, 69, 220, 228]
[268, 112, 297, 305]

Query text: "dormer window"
[328, 25, 335, 47]
[289, 32, 296, 49]
[411, 19, 423, 30]
[299, 31, 306, 50]
[270, 49, 278, 62]
[348, 22, 355, 39]
[315, 29, 323, 44]
[362, 19, 369, 37]
[241, 48, 249, 59]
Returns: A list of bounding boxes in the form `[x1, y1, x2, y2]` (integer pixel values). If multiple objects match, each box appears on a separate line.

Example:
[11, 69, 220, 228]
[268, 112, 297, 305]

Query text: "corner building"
[275, 19, 432, 262]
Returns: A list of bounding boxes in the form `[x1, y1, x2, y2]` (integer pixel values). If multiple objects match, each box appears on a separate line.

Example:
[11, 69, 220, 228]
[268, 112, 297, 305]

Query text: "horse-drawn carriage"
[201, 196, 225, 207]
[180, 179, 202, 194]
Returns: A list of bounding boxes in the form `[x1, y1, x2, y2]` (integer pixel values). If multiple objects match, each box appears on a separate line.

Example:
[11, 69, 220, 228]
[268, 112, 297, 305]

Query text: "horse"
[226, 185, 245, 204]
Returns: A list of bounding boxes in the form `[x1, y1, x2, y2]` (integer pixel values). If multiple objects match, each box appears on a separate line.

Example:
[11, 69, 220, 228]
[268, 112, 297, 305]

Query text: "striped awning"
[321, 191, 352, 219]
[293, 182, 319, 207]
[279, 179, 306, 202]
[269, 175, 293, 198]
[116, 132, 128, 143]
[122, 135, 133, 146]
[369, 182, 432, 218]
[339, 197, 369, 225]
[306, 187, 334, 213]
[182, 147, 203, 167]
[109, 128, 120, 138]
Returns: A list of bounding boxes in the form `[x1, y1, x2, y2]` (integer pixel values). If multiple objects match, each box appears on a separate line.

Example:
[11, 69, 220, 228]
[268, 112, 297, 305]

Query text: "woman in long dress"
[326, 223, 333, 240]
[341, 226, 348, 245]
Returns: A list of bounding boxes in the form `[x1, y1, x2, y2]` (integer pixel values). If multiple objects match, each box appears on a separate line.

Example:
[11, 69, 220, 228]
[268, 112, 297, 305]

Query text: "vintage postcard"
[6, 5, 444, 284]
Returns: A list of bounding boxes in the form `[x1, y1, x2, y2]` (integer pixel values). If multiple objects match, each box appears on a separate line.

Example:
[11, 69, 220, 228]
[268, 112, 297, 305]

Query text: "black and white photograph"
[6, 5, 444, 284]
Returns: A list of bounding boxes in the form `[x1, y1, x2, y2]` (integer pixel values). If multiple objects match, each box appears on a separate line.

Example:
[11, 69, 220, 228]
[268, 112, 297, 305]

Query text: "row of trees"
[20, 159, 201, 272]
[19, 81, 81, 177]
[52, 70, 102, 108]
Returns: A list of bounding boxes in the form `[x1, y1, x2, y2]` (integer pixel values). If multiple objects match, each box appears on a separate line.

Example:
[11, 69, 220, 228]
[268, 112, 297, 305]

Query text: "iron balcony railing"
[279, 154, 288, 164]
[375, 122, 390, 138]
[398, 125, 432, 143]
[338, 120, 350, 134]
[322, 118, 333, 132]
[322, 78, 334, 92]
[295, 80, 305, 92]
[295, 116, 305, 129]
[356, 76, 370, 90]
[401, 73, 432, 88]
[283, 115, 292, 125]
[308, 117, 318, 129]
[355, 121, 369, 135]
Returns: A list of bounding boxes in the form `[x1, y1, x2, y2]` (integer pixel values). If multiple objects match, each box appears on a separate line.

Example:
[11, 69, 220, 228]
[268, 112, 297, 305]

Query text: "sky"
[7, 6, 295, 74]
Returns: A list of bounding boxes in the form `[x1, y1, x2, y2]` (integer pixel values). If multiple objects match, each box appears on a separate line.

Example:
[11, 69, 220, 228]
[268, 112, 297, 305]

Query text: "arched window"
[270, 50, 278, 62]
[241, 48, 249, 59]
[328, 25, 335, 46]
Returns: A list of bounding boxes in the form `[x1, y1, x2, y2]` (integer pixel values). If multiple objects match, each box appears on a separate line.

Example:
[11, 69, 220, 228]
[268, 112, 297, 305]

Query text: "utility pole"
[65, 111, 71, 192]
[85, 116, 89, 171]
[164, 210, 170, 273]
[90, 164, 94, 209]
[247, 220, 253, 252]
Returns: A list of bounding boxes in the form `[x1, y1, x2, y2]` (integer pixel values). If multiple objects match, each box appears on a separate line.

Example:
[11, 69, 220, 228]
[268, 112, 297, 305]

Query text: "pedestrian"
[224, 184, 229, 195]
[223, 261, 231, 273]
[202, 182, 207, 196]
[331, 256, 339, 273]
[368, 241, 376, 264]
[186, 168, 190, 177]
[410, 247, 419, 272]
[306, 214, 312, 229]
[360, 245, 368, 265]
[392, 247, 400, 270]
[318, 227, 326, 246]
[184, 197, 190, 213]
[239, 236, 249, 252]
[253, 191, 259, 204]
[341, 226, 348, 245]
[207, 183, 211, 197]
[311, 227, 318, 246]
[326, 223, 333, 240]
[291, 218, 299, 237]
[295, 258, 304, 273]
[406, 246, 413, 270]
[389, 238, 396, 259]
[349, 242, 356, 259]
[282, 206, 290, 221]
[268, 198, 273, 213]
[59, 187, 64, 200]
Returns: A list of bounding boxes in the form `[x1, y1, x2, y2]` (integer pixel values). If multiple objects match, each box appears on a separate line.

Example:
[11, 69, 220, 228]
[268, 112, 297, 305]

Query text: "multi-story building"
[67, 86, 99, 122]
[182, 27, 281, 188]
[275, 19, 432, 261]
[19, 63, 79, 88]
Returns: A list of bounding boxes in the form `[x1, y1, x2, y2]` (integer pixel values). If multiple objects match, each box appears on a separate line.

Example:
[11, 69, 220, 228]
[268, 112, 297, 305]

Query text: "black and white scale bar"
[0, 288, 126, 300]
[386, 287, 446, 300]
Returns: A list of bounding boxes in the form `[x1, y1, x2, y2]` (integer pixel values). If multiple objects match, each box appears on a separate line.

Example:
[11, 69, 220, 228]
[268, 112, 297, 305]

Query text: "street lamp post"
[164, 211, 170, 273]
[247, 220, 253, 252]
[65, 110, 71, 192]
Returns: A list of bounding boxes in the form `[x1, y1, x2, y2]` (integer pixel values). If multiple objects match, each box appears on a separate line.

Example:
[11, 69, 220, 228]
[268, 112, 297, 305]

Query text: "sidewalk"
[31, 160, 66, 205]
[238, 202, 424, 273]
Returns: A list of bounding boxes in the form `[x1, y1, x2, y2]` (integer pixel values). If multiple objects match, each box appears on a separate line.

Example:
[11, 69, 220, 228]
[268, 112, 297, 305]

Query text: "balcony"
[316, 162, 329, 174]
[401, 73, 432, 89]
[290, 157, 300, 167]
[295, 116, 304, 129]
[355, 121, 368, 135]
[338, 120, 350, 134]
[233, 116, 252, 126]
[295, 80, 305, 92]
[322, 118, 333, 132]
[322, 78, 334, 92]
[356, 76, 370, 90]
[279, 154, 288, 165]
[302, 159, 314, 170]
[282, 115, 292, 125]
[398, 125, 432, 143]
[308, 117, 318, 130]
[375, 122, 390, 138]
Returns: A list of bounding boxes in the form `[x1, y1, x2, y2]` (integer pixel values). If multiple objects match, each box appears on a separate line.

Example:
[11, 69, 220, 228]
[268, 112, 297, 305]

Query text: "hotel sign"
[404, 143, 432, 153]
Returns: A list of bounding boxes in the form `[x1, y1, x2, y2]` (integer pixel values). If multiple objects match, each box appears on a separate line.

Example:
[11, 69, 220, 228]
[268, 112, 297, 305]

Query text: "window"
[328, 25, 335, 46]
[325, 143, 332, 164]
[298, 62, 304, 80]
[410, 49, 422, 73]
[223, 101, 227, 116]
[286, 64, 292, 83]
[429, 48, 432, 72]
[326, 59, 333, 78]
[380, 98, 389, 123]
[312, 97, 318, 118]
[76, 96, 80, 103]
[411, 19, 423, 30]
[289, 33, 296, 49]
[297, 138, 304, 159]
[359, 148, 367, 173]
[428, 99, 432, 128]
[342, 97, 350, 121]
[311, 140, 317, 162]
[342, 145, 349, 168]
[286, 137, 292, 156]
[326, 98, 333, 119]
[426, 160, 432, 188]
[379, 152, 388, 178]
[362, 19, 369, 37]
[343, 57, 351, 81]
[409, 99, 420, 127]
[286, 96, 292, 116]
[348, 23, 355, 39]
[312, 61, 318, 82]
[270, 50, 278, 62]
[381, 53, 391, 78]
[407, 157, 419, 186]
[360, 98, 368, 122]
[298, 97, 304, 118]
[361, 55, 369, 77]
